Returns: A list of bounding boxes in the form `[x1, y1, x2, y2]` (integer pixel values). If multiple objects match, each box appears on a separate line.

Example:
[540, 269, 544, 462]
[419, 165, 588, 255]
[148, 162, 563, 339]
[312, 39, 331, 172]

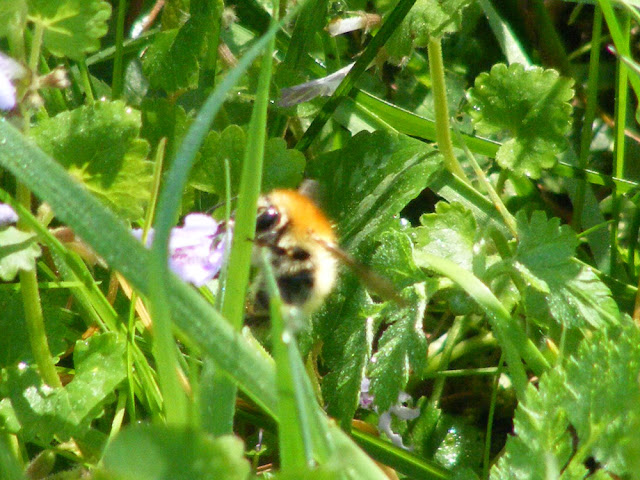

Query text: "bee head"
[255, 196, 286, 245]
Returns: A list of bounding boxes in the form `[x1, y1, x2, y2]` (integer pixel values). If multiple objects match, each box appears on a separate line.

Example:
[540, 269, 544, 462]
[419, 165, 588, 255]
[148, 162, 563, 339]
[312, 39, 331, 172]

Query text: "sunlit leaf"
[26, 0, 111, 60]
[31, 100, 152, 221]
[0, 333, 126, 442]
[191, 125, 305, 196]
[511, 211, 620, 329]
[467, 63, 574, 178]
[102, 426, 250, 480]
[368, 284, 428, 412]
[0, 227, 40, 280]
[382, 0, 471, 62]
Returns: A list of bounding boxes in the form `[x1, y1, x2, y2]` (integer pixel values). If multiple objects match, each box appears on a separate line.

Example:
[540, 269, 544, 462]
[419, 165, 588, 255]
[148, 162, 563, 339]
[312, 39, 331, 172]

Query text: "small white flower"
[279, 63, 354, 107]
[359, 376, 421, 450]
[326, 12, 381, 37]
[0, 203, 18, 226]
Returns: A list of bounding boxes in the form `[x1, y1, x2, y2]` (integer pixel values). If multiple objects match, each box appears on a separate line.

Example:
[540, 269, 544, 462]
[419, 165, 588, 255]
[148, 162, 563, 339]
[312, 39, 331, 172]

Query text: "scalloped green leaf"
[26, 0, 111, 60]
[30, 100, 152, 221]
[102, 426, 250, 480]
[511, 211, 620, 329]
[0, 227, 41, 280]
[383, 0, 471, 63]
[467, 63, 574, 178]
[368, 283, 428, 412]
[190, 125, 305, 196]
[0, 333, 126, 442]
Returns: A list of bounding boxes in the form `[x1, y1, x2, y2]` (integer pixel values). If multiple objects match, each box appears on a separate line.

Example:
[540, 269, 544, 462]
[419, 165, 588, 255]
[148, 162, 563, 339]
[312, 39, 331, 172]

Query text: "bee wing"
[318, 239, 407, 306]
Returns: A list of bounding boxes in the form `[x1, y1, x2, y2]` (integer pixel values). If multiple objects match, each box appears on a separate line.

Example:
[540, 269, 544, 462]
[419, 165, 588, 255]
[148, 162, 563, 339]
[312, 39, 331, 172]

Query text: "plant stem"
[610, 11, 630, 277]
[28, 23, 45, 72]
[427, 37, 468, 183]
[78, 57, 95, 104]
[572, 6, 602, 231]
[112, 0, 127, 99]
[18, 184, 62, 389]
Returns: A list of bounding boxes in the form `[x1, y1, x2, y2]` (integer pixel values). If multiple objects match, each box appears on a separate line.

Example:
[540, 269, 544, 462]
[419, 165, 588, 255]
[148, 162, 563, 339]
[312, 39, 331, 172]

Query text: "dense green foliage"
[1, 0, 639, 479]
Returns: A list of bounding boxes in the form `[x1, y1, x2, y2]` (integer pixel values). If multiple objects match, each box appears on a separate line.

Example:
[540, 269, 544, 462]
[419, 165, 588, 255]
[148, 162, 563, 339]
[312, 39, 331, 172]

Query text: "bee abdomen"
[277, 270, 315, 306]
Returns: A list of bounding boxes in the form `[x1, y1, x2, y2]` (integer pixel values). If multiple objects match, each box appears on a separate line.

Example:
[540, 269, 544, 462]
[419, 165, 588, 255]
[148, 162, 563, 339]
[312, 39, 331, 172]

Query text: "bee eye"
[256, 206, 280, 233]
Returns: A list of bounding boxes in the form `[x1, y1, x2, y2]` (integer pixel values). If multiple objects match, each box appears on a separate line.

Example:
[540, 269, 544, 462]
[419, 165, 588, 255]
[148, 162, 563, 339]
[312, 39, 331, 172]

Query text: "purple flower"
[0, 203, 18, 226]
[134, 213, 232, 287]
[0, 52, 26, 111]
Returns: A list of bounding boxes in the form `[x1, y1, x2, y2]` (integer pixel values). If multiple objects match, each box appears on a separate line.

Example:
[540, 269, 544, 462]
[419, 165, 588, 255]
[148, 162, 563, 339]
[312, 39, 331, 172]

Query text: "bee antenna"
[205, 196, 238, 214]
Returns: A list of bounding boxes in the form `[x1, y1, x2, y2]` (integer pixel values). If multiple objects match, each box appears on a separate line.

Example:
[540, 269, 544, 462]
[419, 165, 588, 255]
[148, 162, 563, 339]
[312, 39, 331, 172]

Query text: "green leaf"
[102, 426, 250, 480]
[562, 323, 640, 476]
[0, 333, 126, 442]
[142, 30, 199, 93]
[491, 321, 640, 479]
[26, 0, 112, 60]
[467, 63, 574, 178]
[490, 371, 575, 480]
[429, 416, 484, 471]
[142, 0, 215, 94]
[0, 0, 27, 38]
[191, 125, 305, 196]
[0, 227, 41, 280]
[320, 284, 375, 428]
[414, 202, 477, 271]
[307, 130, 443, 251]
[140, 98, 189, 160]
[368, 283, 428, 412]
[383, 0, 471, 62]
[371, 230, 427, 289]
[30, 101, 152, 221]
[0, 288, 78, 368]
[511, 211, 620, 329]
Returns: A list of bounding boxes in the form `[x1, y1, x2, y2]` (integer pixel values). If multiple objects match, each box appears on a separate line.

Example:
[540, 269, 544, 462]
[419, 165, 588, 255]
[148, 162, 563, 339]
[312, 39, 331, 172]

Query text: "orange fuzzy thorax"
[267, 189, 336, 244]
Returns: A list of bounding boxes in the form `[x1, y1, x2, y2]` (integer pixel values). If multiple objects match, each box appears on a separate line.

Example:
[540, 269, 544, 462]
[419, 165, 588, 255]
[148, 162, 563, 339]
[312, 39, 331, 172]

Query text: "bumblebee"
[253, 186, 403, 314]
[254, 189, 339, 314]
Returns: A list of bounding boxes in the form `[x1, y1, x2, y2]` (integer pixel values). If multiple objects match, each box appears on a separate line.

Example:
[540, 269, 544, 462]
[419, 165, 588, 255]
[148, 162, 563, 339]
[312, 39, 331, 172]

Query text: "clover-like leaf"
[383, 0, 471, 63]
[191, 125, 305, 197]
[511, 211, 620, 329]
[103, 426, 250, 480]
[467, 63, 574, 178]
[0, 227, 41, 281]
[0, 333, 126, 442]
[31, 100, 152, 221]
[26, 0, 111, 60]
[368, 283, 428, 412]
